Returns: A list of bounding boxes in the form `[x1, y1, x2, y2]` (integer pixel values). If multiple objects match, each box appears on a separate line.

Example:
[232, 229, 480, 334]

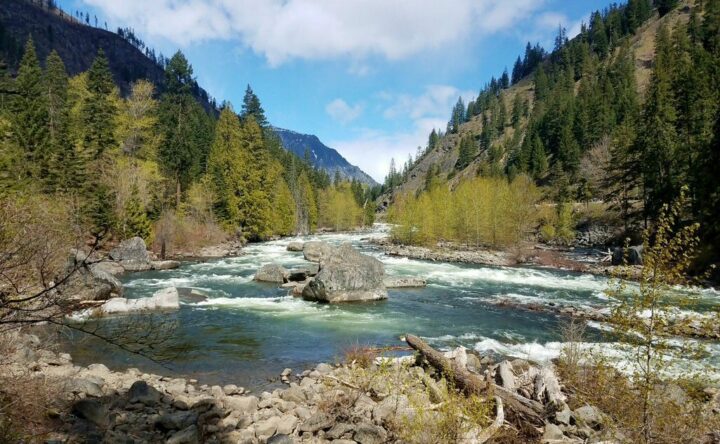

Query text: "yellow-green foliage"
[271, 175, 297, 236]
[389, 174, 539, 248]
[318, 182, 364, 231]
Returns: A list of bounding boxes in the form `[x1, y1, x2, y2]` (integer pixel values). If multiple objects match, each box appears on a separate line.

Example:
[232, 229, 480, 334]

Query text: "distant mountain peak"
[273, 127, 377, 186]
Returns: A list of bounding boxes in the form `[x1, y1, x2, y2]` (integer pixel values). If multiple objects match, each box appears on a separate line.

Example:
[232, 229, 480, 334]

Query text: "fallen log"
[405, 334, 544, 426]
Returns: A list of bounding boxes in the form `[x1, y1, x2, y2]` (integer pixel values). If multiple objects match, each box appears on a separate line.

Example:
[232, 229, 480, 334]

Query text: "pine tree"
[158, 51, 202, 207]
[43, 50, 70, 192]
[296, 170, 317, 234]
[240, 85, 268, 128]
[12, 37, 48, 182]
[207, 106, 243, 226]
[428, 129, 439, 150]
[271, 176, 296, 236]
[237, 116, 273, 239]
[82, 49, 116, 161]
[590, 11, 609, 58]
[638, 24, 679, 220]
[122, 183, 151, 240]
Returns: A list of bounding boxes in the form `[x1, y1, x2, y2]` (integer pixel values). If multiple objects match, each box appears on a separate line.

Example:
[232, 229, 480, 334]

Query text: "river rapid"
[66, 225, 720, 389]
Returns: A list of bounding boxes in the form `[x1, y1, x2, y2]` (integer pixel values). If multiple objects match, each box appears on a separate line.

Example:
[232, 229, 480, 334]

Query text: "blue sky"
[58, 0, 612, 182]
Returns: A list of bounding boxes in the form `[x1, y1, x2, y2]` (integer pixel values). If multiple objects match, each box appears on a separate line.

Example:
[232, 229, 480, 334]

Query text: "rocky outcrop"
[255, 264, 290, 283]
[109, 237, 152, 271]
[384, 244, 513, 267]
[383, 276, 427, 288]
[302, 241, 334, 263]
[302, 243, 387, 303]
[97, 287, 179, 315]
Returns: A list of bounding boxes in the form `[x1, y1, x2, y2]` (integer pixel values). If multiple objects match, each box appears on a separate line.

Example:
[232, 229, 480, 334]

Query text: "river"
[65, 225, 720, 389]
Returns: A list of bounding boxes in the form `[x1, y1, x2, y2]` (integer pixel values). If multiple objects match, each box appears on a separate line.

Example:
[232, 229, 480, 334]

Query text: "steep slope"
[384, 0, 693, 204]
[274, 127, 377, 185]
[0, 0, 213, 107]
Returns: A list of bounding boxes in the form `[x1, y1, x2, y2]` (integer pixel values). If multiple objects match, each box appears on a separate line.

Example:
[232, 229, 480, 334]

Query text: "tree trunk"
[176, 176, 181, 209]
[405, 334, 544, 426]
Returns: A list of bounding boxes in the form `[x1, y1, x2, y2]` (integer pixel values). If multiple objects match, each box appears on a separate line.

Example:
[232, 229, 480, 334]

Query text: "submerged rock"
[383, 276, 427, 288]
[302, 243, 387, 303]
[255, 263, 290, 283]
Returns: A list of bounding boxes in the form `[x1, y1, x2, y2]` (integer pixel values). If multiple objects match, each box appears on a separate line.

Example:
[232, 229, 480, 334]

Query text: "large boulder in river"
[109, 237, 154, 271]
[611, 245, 643, 266]
[302, 243, 387, 303]
[110, 237, 151, 263]
[303, 241, 334, 262]
[254, 263, 289, 283]
[99, 287, 179, 315]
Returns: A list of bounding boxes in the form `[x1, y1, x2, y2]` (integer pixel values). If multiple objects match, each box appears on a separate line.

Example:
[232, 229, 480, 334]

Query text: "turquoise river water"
[66, 226, 720, 389]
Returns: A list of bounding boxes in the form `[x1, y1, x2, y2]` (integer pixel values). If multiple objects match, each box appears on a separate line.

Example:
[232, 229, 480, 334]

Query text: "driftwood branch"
[405, 334, 544, 426]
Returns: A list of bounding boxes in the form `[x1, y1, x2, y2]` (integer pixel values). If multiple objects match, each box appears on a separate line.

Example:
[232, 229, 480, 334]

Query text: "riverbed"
[64, 225, 720, 389]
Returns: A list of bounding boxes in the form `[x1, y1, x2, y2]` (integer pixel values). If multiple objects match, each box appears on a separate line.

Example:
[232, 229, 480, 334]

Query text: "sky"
[57, 0, 612, 182]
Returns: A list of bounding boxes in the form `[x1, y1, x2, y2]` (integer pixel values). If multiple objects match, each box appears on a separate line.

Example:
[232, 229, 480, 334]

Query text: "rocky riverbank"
[2, 331, 668, 444]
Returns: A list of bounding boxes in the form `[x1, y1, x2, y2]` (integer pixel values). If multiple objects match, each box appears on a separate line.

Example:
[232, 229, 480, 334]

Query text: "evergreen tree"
[237, 116, 273, 239]
[511, 94, 524, 128]
[12, 37, 48, 182]
[296, 170, 317, 234]
[590, 11, 609, 58]
[122, 183, 151, 240]
[44, 50, 71, 192]
[81, 49, 116, 161]
[158, 51, 203, 207]
[428, 129, 439, 150]
[207, 105, 243, 226]
[638, 25, 679, 220]
[500, 68, 510, 89]
[271, 175, 296, 236]
[656, 0, 679, 17]
[240, 85, 268, 128]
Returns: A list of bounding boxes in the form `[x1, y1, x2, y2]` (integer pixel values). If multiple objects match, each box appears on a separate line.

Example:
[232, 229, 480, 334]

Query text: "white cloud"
[325, 99, 363, 125]
[82, 0, 544, 65]
[330, 85, 474, 181]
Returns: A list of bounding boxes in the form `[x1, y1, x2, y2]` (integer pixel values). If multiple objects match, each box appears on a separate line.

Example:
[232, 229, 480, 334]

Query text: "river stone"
[354, 423, 387, 444]
[167, 424, 199, 444]
[72, 399, 108, 428]
[326, 422, 354, 439]
[67, 378, 104, 397]
[302, 241, 334, 262]
[254, 417, 279, 439]
[287, 241, 304, 252]
[128, 380, 161, 405]
[151, 260, 181, 270]
[544, 423, 565, 441]
[383, 276, 427, 288]
[100, 287, 179, 314]
[255, 263, 289, 283]
[90, 260, 125, 277]
[302, 243, 387, 303]
[110, 237, 150, 263]
[276, 414, 298, 435]
[574, 405, 603, 429]
[157, 411, 198, 431]
[223, 395, 258, 414]
[268, 435, 295, 444]
[298, 412, 334, 432]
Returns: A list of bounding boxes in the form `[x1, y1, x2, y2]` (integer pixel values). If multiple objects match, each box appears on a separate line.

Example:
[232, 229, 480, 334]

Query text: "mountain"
[273, 127, 377, 186]
[383, 0, 696, 203]
[0, 0, 215, 109]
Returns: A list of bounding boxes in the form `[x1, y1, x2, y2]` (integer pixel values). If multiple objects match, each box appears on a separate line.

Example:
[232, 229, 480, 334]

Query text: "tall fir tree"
[81, 49, 117, 161]
[240, 85, 268, 128]
[43, 50, 71, 192]
[12, 37, 48, 182]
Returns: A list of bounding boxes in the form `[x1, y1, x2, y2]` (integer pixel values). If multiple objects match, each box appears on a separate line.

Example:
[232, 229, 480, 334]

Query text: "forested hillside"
[0, 39, 376, 255]
[383, 0, 720, 274]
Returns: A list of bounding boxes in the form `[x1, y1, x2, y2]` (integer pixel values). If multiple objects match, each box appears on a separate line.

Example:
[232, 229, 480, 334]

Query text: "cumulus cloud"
[81, 0, 544, 65]
[325, 99, 363, 125]
[330, 85, 474, 181]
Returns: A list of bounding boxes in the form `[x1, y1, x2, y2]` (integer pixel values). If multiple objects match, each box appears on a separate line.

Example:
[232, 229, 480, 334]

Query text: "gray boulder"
[254, 263, 290, 283]
[286, 241, 304, 252]
[128, 380, 161, 405]
[151, 260, 181, 270]
[302, 241, 334, 262]
[110, 237, 151, 263]
[89, 264, 124, 297]
[99, 287, 179, 315]
[611, 245, 643, 266]
[302, 243, 387, 303]
[71, 399, 108, 428]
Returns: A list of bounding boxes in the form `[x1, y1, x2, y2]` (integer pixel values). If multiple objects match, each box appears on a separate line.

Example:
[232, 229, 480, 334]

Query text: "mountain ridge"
[273, 127, 377, 186]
